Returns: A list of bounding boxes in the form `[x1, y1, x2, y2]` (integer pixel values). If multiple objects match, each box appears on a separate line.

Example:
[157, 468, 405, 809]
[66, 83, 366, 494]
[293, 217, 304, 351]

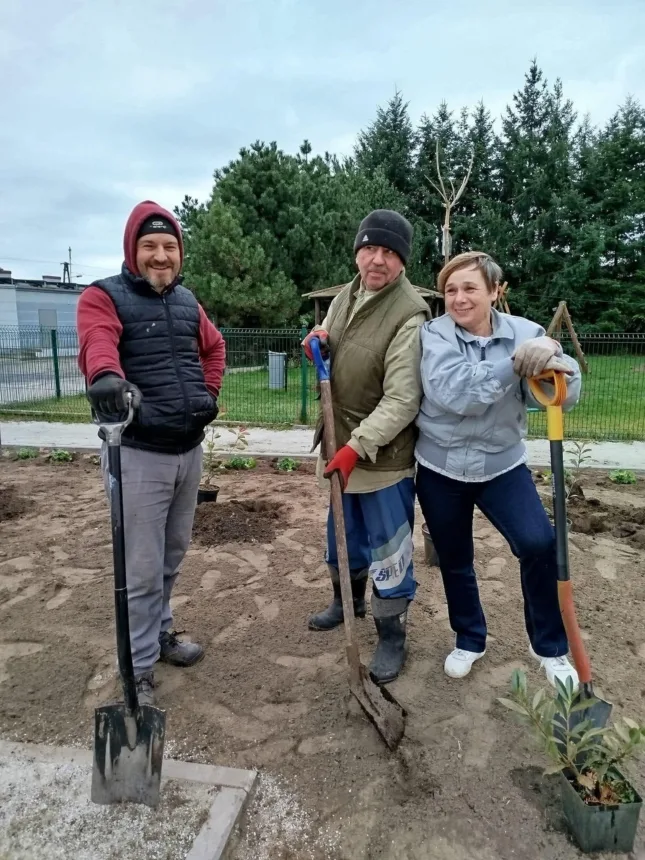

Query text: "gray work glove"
[512, 337, 560, 378]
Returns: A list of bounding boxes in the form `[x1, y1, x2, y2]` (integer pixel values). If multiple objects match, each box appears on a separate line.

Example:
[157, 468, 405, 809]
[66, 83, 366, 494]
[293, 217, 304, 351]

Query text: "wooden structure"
[494, 281, 511, 314]
[546, 300, 589, 373]
[304, 284, 444, 326]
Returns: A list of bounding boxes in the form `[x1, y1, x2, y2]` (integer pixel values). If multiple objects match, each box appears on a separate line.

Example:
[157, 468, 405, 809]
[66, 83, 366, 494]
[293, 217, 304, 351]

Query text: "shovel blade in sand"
[91, 703, 166, 807]
[351, 664, 406, 750]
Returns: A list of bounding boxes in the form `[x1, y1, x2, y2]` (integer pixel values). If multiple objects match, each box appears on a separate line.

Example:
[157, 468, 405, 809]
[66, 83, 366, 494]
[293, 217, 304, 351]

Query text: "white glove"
[512, 337, 559, 378]
[543, 355, 574, 375]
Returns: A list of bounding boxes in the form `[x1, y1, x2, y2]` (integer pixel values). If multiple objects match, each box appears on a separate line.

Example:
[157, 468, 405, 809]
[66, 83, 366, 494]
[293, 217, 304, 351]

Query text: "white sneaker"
[529, 645, 579, 691]
[444, 648, 486, 679]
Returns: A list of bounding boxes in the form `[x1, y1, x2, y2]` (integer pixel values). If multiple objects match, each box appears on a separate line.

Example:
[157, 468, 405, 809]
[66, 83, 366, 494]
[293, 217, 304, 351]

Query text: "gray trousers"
[100, 443, 203, 674]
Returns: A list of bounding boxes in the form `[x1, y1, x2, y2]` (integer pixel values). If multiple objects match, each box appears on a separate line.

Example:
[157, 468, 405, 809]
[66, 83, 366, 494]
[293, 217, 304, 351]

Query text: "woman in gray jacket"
[415, 251, 581, 687]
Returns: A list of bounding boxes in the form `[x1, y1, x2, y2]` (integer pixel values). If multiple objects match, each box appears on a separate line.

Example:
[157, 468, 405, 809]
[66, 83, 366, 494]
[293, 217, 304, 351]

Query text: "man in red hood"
[77, 200, 226, 705]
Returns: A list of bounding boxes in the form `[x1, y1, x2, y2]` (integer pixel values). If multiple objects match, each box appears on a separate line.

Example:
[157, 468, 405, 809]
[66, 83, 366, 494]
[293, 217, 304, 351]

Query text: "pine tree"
[355, 90, 416, 196]
[182, 197, 300, 327]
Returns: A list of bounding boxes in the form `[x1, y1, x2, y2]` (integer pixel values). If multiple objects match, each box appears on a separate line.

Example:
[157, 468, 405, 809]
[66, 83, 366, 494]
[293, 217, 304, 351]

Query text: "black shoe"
[135, 671, 156, 706]
[158, 631, 204, 667]
[369, 608, 408, 685]
[308, 576, 367, 631]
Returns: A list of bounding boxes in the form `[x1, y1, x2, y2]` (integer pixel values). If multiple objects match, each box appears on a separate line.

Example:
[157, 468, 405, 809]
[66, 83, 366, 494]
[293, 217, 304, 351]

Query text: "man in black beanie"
[302, 209, 430, 684]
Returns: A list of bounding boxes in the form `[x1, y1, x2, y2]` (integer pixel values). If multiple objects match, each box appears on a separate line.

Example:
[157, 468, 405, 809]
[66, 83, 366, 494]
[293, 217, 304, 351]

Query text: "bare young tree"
[426, 140, 475, 266]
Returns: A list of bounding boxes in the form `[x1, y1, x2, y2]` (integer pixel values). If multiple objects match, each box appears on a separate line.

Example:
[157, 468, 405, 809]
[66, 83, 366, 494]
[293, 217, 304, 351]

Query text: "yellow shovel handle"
[527, 370, 568, 442]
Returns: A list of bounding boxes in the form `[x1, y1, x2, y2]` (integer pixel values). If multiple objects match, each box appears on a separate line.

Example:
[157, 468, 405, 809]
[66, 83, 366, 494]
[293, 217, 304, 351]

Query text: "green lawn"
[1, 356, 643, 441]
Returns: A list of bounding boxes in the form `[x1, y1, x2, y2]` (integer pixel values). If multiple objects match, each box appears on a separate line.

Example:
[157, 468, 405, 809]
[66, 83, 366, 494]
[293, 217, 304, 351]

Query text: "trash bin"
[268, 351, 287, 390]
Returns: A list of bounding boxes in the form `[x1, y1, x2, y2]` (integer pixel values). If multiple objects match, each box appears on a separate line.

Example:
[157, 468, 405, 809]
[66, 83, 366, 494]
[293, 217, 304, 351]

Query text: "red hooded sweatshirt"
[77, 200, 225, 395]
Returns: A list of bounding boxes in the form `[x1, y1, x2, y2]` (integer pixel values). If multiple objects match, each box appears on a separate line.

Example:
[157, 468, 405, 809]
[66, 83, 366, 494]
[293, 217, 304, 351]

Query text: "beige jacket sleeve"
[346, 311, 426, 462]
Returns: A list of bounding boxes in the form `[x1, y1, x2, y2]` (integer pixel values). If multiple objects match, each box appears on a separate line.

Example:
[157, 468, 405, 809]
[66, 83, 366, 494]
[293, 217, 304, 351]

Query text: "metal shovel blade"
[568, 686, 613, 733]
[91, 703, 166, 807]
[351, 664, 406, 751]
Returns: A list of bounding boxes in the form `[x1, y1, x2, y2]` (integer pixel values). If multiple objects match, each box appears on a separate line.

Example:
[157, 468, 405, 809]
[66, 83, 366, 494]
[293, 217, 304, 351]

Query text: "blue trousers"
[415, 463, 568, 657]
[325, 477, 417, 601]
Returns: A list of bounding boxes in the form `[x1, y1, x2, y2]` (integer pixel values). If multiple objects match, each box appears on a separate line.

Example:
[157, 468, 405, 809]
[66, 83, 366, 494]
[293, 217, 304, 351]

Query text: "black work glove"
[211, 394, 219, 420]
[87, 373, 142, 417]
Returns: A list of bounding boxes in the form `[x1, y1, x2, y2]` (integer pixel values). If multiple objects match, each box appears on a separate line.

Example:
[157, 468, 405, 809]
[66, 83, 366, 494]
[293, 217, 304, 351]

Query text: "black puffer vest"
[92, 265, 217, 453]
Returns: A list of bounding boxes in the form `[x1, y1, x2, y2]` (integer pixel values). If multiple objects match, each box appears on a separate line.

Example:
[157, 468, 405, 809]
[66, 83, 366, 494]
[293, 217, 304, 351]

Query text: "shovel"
[91, 396, 166, 806]
[310, 337, 406, 750]
[528, 369, 612, 732]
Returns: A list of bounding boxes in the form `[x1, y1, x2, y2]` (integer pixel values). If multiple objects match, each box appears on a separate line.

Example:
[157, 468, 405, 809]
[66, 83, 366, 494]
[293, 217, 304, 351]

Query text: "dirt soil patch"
[193, 499, 287, 546]
[535, 471, 645, 549]
[0, 484, 33, 523]
[0, 454, 644, 859]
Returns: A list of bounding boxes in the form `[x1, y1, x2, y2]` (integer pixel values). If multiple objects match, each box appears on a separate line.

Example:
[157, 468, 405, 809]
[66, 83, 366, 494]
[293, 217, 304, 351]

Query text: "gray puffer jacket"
[415, 309, 581, 481]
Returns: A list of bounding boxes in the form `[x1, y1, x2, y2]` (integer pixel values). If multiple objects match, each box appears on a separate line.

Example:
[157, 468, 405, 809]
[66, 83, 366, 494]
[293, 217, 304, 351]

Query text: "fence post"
[299, 325, 308, 424]
[50, 328, 61, 399]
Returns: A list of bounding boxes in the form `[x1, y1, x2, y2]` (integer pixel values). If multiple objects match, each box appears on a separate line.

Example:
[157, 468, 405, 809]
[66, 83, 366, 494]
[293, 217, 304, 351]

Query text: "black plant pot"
[197, 486, 219, 505]
[421, 523, 439, 567]
[560, 770, 642, 854]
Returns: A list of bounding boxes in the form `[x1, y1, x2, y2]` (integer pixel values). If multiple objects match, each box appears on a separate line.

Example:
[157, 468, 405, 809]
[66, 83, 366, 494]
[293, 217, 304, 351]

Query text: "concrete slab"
[2, 419, 644, 470]
[0, 739, 256, 860]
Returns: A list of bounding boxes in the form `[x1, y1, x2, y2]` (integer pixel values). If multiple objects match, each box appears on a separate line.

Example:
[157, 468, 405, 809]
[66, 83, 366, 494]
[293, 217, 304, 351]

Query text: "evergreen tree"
[355, 90, 416, 196]
[182, 197, 300, 327]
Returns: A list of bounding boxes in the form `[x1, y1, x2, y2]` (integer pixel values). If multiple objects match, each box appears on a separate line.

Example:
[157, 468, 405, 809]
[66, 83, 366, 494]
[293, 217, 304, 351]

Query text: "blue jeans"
[325, 477, 417, 601]
[415, 463, 568, 657]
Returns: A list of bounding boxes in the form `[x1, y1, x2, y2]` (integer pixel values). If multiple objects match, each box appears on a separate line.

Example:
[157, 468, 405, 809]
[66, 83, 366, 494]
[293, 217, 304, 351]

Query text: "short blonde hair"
[437, 251, 503, 294]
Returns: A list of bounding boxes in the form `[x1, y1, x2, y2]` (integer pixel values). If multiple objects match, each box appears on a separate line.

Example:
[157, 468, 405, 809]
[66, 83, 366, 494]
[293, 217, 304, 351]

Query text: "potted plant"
[197, 425, 250, 505]
[421, 522, 439, 567]
[499, 669, 644, 854]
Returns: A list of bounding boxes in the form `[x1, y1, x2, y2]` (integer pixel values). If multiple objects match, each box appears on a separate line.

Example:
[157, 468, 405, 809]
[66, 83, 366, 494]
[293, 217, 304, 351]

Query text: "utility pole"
[61, 247, 82, 283]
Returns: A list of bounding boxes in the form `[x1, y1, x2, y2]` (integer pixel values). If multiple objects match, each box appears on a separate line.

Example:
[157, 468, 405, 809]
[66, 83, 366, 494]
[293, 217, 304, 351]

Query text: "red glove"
[302, 329, 329, 361]
[323, 445, 360, 491]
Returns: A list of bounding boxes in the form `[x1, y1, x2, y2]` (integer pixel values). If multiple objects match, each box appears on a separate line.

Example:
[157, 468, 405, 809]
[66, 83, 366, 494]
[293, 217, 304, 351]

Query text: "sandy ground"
[1, 454, 645, 860]
[0, 746, 214, 860]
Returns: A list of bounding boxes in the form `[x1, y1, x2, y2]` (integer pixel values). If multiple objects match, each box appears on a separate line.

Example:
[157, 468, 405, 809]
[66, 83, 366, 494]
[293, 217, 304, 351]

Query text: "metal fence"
[1, 325, 644, 441]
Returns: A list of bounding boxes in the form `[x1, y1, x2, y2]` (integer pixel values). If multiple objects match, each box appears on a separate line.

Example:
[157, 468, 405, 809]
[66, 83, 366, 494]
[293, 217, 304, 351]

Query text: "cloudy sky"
[2, 0, 644, 282]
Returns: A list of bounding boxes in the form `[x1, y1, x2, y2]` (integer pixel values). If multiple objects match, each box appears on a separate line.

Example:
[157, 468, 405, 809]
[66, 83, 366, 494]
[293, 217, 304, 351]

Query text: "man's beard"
[145, 268, 175, 290]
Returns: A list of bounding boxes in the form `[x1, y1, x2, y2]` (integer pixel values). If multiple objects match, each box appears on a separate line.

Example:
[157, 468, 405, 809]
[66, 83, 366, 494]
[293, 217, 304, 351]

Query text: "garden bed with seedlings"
[0, 446, 644, 859]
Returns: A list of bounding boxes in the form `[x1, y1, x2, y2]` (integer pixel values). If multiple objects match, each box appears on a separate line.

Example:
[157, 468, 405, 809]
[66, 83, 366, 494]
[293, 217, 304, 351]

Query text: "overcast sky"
[2, 0, 644, 282]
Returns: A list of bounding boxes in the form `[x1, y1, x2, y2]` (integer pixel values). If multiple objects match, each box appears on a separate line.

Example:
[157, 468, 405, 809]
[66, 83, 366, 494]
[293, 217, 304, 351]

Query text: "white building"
[0, 268, 86, 328]
[0, 268, 90, 355]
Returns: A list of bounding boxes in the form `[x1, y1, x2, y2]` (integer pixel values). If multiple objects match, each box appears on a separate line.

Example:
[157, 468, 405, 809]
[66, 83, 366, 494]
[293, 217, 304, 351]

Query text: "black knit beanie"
[353, 209, 413, 264]
[137, 215, 179, 240]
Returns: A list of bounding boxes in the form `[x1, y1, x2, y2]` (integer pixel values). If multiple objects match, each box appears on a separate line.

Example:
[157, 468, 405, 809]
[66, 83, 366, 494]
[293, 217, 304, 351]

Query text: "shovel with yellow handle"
[528, 368, 612, 732]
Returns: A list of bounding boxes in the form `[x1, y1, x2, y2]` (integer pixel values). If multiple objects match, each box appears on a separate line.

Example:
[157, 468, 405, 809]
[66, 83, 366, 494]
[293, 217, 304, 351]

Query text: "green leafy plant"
[16, 448, 38, 460]
[499, 669, 645, 805]
[47, 450, 73, 463]
[276, 457, 299, 472]
[609, 470, 637, 485]
[226, 456, 257, 470]
[564, 440, 593, 499]
[201, 426, 250, 486]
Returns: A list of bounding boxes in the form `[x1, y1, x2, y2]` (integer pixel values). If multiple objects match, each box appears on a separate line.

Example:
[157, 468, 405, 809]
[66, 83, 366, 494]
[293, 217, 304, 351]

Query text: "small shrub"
[226, 456, 257, 470]
[498, 669, 645, 805]
[47, 450, 73, 463]
[201, 425, 250, 486]
[16, 448, 38, 460]
[609, 469, 637, 485]
[276, 457, 299, 472]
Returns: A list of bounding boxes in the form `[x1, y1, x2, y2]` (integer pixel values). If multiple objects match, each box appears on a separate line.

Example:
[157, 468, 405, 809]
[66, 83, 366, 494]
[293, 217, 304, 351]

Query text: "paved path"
[1, 420, 644, 470]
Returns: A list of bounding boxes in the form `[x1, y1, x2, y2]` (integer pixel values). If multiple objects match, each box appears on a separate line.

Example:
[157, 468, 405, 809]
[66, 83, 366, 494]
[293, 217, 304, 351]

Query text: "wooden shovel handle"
[318, 378, 362, 686]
